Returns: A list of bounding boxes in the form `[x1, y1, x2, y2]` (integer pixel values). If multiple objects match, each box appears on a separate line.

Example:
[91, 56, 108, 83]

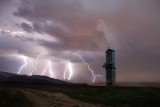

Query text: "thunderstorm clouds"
[0, 0, 160, 84]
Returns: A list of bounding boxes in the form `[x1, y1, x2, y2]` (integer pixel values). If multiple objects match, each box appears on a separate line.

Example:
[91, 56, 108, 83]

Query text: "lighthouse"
[103, 48, 116, 86]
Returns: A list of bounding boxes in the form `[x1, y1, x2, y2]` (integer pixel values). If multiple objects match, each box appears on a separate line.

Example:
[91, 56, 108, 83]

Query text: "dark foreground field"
[0, 88, 32, 107]
[0, 85, 160, 107]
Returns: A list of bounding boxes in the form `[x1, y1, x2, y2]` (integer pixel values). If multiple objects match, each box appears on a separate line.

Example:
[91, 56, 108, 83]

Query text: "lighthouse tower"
[103, 48, 116, 86]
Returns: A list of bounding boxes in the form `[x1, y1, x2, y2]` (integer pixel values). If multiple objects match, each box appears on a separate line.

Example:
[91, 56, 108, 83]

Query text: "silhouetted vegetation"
[66, 87, 160, 107]
[1, 81, 160, 107]
[0, 88, 32, 107]
[25, 85, 160, 107]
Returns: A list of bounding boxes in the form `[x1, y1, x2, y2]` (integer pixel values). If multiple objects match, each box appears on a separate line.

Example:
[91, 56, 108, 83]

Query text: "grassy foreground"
[0, 88, 32, 107]
[67, 87, 160, 107]
[1, 85, 160, 107]
[30, 86, 160, 107]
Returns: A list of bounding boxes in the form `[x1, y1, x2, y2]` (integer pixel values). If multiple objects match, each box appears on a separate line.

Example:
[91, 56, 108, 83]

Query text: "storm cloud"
[0, 0, 160, 83]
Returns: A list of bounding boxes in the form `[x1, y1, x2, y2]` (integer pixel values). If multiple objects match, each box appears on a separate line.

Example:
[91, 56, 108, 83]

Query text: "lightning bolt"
[17, 53, 55, 78]
[63, 62, 73, 80]
[41, 64, 48, 76]
[74, 53, 96, 83]
[17, 53, 95, 83]
[67, 62, 73, 80]
[30, 53, 46, 75]
[41, 60, 53, 78]
[48, 60, 53, 78]
[17, 55, 28, 75]
[63, 66, 68, 80]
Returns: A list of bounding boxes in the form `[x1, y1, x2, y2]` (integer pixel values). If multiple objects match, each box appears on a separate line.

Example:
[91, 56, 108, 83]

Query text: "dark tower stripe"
[103, 49, 116, 86]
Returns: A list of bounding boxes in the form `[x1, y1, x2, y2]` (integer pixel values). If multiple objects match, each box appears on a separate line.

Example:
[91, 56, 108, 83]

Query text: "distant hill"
[0, 71, 16, 77]
[92, 82, 160, 87]
[0, 71, 88, 86]
[5, 75, 67, 85]
[0, 71, 16, 81]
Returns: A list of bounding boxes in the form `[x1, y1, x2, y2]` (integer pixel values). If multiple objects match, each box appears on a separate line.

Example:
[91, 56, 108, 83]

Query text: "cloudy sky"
[0, 0, 160, 84]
